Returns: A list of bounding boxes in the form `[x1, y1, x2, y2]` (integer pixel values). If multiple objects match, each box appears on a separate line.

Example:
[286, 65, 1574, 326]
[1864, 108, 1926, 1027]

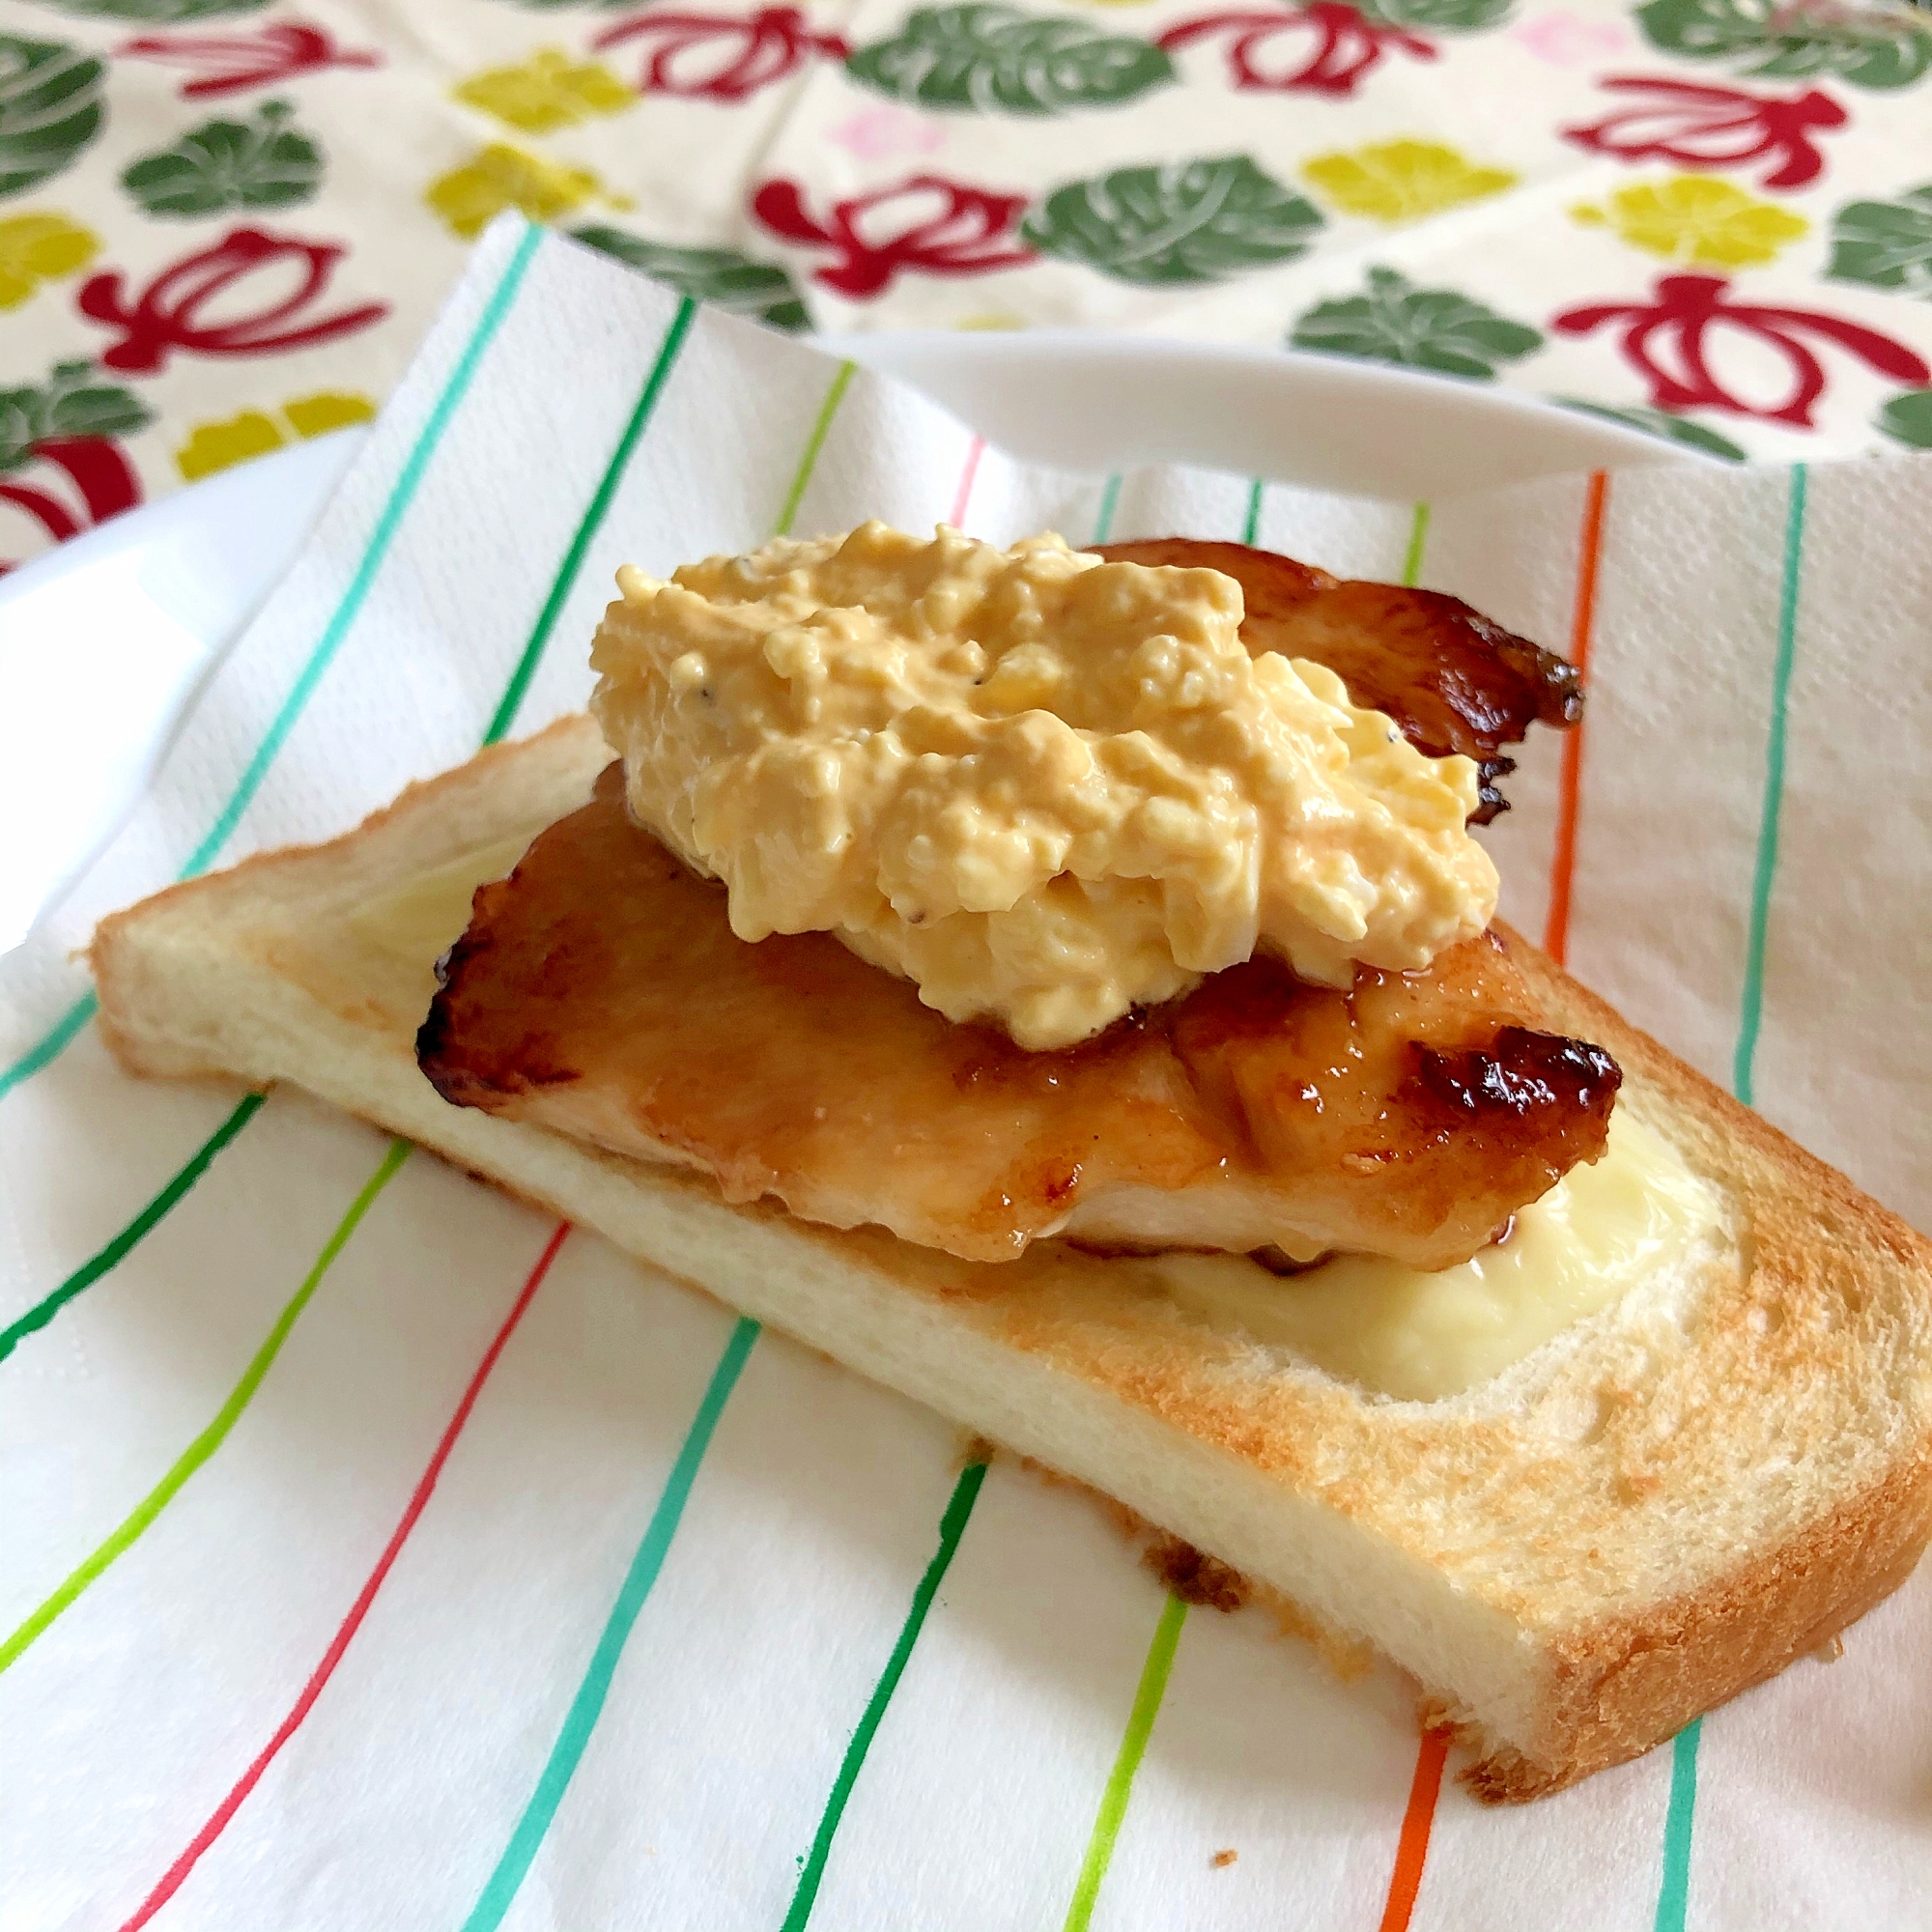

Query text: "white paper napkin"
[3, 213, 1929, 1932]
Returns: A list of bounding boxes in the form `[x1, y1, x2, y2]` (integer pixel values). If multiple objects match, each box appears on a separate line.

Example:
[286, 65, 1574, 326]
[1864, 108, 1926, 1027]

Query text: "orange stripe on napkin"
[1378, 1726, 1451, 1932]
[1544, 470, 1609, 966]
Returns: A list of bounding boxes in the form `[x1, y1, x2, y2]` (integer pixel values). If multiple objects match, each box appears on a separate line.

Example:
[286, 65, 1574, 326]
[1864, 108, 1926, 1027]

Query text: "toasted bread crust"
[1459, 1445, 1932, 1798]
[91, 716, 609, 1081]
[86, 717, 1932, 1801]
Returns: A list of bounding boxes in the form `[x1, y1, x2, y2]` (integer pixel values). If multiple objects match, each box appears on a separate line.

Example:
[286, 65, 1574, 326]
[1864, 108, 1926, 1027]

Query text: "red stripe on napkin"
[117, 1220, 573, 1931]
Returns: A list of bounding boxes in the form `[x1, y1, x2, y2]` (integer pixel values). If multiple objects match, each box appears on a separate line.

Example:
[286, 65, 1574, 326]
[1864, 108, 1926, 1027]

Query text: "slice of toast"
[90, 714, 1932, 1800]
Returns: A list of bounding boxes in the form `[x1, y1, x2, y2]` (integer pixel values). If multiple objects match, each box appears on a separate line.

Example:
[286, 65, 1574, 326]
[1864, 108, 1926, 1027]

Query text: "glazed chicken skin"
[419, 764, 1619, 1269]
[1092, 539, 1582, 824]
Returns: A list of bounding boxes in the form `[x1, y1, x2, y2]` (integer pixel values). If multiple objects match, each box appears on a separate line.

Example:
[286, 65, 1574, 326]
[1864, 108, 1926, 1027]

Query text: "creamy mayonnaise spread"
[1154, 1112, 1721, 1401]
[590, 522, 1499, 1049]
[347, 833, 536, 973]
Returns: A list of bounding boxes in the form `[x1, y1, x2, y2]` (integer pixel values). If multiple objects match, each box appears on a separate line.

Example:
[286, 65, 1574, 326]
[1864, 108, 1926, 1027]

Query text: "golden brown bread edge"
[1467, 1455, 1932, 1799]
[1457, 946, 1932, 1797]
[85, 717, 1932, 1801]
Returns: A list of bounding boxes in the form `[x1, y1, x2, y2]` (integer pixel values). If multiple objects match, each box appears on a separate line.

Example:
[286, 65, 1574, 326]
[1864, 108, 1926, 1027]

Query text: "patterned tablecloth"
[5, 0, 1932, 570]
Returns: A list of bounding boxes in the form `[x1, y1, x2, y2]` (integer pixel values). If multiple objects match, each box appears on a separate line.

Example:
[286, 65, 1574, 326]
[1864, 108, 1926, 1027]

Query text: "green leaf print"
[1022, 156, 1322, 286]
[121, 99, 323, 218]
[1878, 387, 1932, 449]
[0, 360, 152, 471]
[1636, 0, 1932, 89]
[1826, 185, 1932, 299]
[571, 226, 810, 329]
[1555, 398, 1747, 461]
[1356, 0, 1513, 32]
[26, 0, 270, 19]
[845, 6, 1175, 115]
[0, 37, 104, 201]
[1289, 267, 1543, 379]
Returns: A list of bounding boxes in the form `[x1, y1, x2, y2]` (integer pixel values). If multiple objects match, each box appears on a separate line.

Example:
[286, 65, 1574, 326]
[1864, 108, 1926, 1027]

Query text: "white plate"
[0, 333, 1687, 953]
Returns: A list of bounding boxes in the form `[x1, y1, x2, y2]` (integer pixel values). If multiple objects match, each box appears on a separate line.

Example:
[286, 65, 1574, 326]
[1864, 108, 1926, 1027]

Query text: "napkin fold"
[3, 213, 1929, 1932]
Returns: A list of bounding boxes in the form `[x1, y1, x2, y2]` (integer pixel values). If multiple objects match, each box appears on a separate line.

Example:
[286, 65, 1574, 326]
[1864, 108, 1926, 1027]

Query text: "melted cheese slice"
[347, 833, 542, 981]
[1155, 1112, 1720, 1401]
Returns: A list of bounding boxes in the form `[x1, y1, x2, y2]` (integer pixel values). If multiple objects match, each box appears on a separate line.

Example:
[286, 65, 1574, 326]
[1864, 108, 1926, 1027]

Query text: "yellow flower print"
[452, 49, 635, 135]
[0, 213, 99, 311]
[177, 411, 282, 480]
[282, 392, 379, 439]
[1572, 176, 1808, 269]
[425, 143, 606, 240]
[176, 392, 377, 482]
[1303, 141, 1517, 225]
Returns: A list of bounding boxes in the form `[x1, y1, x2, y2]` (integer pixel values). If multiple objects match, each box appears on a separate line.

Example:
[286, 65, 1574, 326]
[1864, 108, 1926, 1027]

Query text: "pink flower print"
[827, 105, 946, 160]
[1513, 10, 1630, 65]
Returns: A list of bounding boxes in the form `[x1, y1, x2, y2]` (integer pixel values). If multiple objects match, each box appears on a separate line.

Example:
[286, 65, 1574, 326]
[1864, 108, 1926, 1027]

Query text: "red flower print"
[752, 174, 1033, 298]
[115, 22, 382, 100]
[1552, 273, 1929, 427]
[1562, 75, 1846, 192]
[593, 8, 849, 100]
[1157, 2, 1435, 97]
[75, 228, 389, 376]
[0, 361, 150, 569]
[0, 440, 143, 573]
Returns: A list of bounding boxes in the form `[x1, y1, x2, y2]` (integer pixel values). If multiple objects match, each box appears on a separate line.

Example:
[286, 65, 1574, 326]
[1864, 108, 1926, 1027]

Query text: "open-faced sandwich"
[90, 523, 1932, 1801]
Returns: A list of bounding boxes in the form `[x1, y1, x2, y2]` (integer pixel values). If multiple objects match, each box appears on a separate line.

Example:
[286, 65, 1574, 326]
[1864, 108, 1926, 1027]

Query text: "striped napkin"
[4, 213, 1929, 1932]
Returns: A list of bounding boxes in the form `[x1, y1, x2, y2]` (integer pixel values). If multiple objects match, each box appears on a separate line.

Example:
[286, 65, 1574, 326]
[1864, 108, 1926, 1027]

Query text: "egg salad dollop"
[590, 522, 1497, 1049]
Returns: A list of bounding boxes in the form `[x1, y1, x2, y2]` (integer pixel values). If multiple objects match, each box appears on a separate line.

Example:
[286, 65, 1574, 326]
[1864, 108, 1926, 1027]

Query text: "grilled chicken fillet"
[419, 764, 1616, 1268]
[417, 539, 1613, 1268]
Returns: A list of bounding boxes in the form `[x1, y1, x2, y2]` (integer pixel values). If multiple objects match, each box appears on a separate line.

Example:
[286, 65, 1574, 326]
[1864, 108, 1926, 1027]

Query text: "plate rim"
[0, 329, 1691, 615]
[821, 327, 1684, 462]
[0, 329, 1691, 949]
